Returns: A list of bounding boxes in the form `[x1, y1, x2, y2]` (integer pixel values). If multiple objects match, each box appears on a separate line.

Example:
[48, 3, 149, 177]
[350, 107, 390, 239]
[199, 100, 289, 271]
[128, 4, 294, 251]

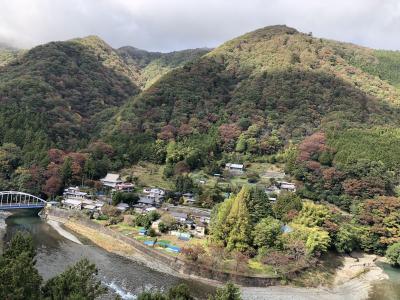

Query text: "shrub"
[101, 204, 119, 217]
[148, 210, 161, 222]
[158, 222, 169, 233]
[109, 215, 123, 225]
[148, 228, 157, 237]
[209, 282, 242, 300]
[96, 214, 109, 221]
[386, 242, 400, 267]
[135, 214, 151, 229]
[181, 244, 206, 262]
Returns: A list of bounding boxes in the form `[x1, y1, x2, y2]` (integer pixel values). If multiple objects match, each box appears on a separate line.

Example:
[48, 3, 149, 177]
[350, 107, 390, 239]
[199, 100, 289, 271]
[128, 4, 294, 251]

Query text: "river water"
[368, 262, 400, 300]
[0, 214, 214, 299]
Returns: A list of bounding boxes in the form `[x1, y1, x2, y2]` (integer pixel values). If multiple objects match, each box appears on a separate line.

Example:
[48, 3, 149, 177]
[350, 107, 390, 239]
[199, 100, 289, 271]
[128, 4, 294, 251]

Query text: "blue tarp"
[156, 242, 168, 247]
[167, 245, 181, 253]
[144, 240, 155, 246]
[281, 224, 293, 233]
[143, 241, 181, 253]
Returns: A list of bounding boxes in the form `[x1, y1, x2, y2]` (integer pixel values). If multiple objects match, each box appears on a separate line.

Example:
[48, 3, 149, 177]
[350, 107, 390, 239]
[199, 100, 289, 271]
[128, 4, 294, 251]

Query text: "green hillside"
[0, 37, 139, 162]
[325, 40, 400, 89]
[0, 44, 22, 66]
[107, 25, 400, 145]
[101, 25, 400, 209]
[1, 25, 400, 204]
[117, 46, 210, 88]
[0, 36, 209, 166]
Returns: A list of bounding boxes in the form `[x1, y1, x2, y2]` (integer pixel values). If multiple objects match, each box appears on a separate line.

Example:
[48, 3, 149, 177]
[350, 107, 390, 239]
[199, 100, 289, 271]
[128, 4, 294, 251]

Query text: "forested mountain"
[102, 25, 400, 209]
[117, 46, 210, 88]
[0, 36, 140, 163]
[107, 25, 400, 143]
[1, 25, 400, 204]
[0, 36, 209, 164]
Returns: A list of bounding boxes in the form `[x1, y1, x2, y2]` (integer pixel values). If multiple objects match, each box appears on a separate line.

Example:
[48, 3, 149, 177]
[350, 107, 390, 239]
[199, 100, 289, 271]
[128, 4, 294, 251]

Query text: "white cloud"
[0, 0, 399, 51]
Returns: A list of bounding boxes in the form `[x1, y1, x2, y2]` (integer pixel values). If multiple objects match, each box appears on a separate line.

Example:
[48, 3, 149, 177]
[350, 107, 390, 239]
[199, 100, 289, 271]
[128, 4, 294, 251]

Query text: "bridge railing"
[0, 191, 46, 208]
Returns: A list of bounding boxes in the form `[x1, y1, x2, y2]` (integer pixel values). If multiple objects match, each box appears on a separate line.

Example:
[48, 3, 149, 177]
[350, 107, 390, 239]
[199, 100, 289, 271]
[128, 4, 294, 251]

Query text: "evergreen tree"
[226, 186, 253, 252]
[209, 197, 234, 245]
[167, 283, 194, 300]
[248, 188, 273, 224]
[42, 258, 106, 299]
[273, 192, 303, 221]
[253, 217, 282, 249]
[0, 232, 106, 300]
[0, 232, 42, 300]
[60, 156, 73, 185]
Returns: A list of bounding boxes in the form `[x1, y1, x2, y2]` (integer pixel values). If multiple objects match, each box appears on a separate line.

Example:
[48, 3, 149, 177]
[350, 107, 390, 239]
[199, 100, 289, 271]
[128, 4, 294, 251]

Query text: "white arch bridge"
[0, 191, 47, 210]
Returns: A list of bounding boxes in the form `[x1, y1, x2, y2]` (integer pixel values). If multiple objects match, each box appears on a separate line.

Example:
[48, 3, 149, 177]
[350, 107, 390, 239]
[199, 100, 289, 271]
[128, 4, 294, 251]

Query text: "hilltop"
[0, 36, 140, 162]
[107, 25, 400, 142]
[99, 25, 400, 210]
[0, 36, 207, 163]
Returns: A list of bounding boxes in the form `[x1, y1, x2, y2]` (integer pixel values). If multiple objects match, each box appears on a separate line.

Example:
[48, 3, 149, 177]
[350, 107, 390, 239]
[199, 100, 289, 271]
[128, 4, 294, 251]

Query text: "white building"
[62, 199, 82, 210]
[114, 182, 135, 193]
[143, 187, 165, 203]
[265, 185, 280, 195]
[278, 181, 297, 192]
[63, 186, 88, 200]
[116, 202, 130, 212]
[225, 163, 244, 173]
[101, 173, 123, 188]
[170, 212, 188, 223]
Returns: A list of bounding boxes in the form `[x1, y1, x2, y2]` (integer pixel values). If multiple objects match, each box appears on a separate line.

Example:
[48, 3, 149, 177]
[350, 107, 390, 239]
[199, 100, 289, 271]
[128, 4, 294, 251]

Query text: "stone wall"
[46, 208, 281, 287]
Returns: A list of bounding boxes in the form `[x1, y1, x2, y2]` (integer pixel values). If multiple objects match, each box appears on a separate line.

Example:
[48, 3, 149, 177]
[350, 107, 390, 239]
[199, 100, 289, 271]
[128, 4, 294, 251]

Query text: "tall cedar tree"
[226, 186, 253, 252]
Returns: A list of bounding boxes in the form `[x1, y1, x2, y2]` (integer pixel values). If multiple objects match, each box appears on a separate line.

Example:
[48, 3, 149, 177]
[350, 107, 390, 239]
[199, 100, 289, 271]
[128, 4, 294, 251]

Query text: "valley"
[1, 24, 400, 299]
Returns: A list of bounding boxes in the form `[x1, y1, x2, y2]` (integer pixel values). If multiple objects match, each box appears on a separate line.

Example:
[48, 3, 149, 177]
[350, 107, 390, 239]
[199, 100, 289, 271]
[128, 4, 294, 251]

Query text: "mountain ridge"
[1, 25, 400, 169]
[106, 25, 400, 145]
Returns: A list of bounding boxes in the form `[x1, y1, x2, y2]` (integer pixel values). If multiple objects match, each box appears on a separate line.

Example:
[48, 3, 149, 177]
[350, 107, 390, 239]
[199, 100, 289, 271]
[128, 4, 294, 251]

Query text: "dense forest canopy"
[1, 25, 400, 209]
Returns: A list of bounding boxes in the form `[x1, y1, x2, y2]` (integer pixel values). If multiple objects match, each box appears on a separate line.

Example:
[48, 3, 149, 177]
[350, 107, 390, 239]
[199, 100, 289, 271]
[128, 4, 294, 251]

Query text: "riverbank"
[46, 209, 388, 300]
[49, 217, 181, 275]
[242, 254, 388, 300]
[47, 220, 82, 245]
[46, 213, 223, 289]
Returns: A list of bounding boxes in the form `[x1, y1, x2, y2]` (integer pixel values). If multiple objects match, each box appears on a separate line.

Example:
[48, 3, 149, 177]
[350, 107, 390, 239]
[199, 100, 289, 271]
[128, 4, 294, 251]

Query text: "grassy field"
[121, 162, 173, 189]
[120, 161, 286, 192]
[191, 161, 286, 191]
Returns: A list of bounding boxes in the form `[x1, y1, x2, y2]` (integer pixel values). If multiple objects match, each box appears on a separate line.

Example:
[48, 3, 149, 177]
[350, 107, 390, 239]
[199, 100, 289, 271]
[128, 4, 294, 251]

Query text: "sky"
[0, 0, 400, 52]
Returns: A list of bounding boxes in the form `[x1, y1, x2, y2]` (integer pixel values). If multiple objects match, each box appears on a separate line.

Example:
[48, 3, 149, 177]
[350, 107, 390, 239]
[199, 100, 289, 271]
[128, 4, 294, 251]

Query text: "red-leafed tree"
[43, 175, 63, 199]
[177, 124, 193, 138]
[157, 124, 177, 140]
[218, 123, 242, 143]
[298, 131, 330, 162]
[48, 149, 65, 164]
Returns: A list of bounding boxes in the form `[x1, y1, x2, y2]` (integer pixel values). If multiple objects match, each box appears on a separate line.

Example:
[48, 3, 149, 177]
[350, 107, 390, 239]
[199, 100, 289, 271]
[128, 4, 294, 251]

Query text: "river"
[0, 214, 215, 299]
[368, 262, 400, 300]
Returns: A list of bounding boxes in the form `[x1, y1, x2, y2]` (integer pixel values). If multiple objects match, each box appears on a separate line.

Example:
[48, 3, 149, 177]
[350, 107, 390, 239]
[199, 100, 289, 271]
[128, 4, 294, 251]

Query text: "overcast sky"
[0, 0, 399, 52]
